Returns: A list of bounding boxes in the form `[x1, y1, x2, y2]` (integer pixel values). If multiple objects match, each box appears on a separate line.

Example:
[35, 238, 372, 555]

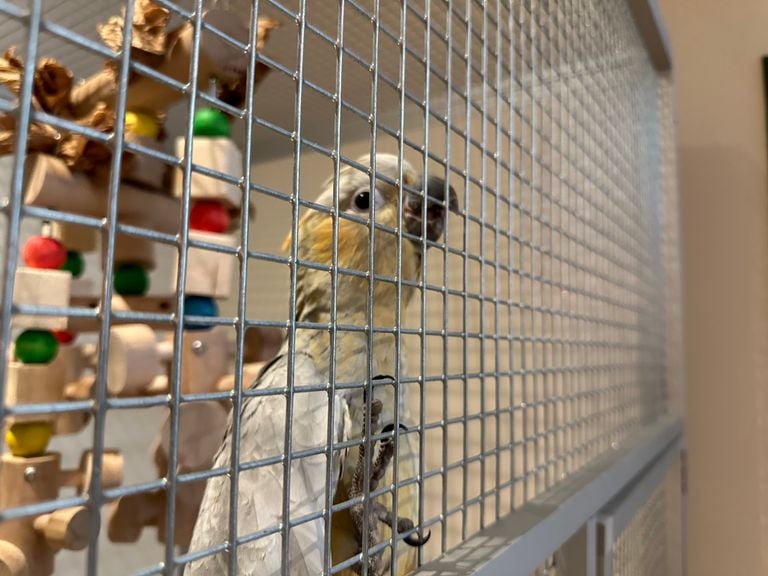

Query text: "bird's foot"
[348, 387, 430, 575]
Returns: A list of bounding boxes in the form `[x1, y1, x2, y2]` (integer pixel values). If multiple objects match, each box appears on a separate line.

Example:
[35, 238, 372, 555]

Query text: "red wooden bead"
[189, 200, 231, 233]
[52, 330, 76, 344]
[22, 236, 67, 269]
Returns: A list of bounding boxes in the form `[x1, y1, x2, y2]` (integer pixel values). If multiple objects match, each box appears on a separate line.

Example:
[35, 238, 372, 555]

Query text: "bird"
[185, 153, 458, 576]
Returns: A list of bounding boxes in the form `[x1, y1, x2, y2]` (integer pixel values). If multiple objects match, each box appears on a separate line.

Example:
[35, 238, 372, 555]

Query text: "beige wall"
[657, 0, 768, 574]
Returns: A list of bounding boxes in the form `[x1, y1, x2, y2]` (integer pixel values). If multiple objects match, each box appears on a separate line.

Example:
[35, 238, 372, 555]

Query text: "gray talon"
[384, 515, 431, 548]
[403, 528, 431, 547]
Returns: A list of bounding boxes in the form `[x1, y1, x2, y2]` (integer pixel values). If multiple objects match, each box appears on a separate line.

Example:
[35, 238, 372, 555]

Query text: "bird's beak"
[403, 175, 459, 245]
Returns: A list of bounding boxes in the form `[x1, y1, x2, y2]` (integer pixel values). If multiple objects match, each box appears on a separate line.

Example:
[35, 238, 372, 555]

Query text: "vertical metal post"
[477, 0, 488, 531]
[441, 0, 454, 555]
[418, 0, 431, 565]
[324, 0, 346, 573]
[88, 0, 137, 571]
[167, 2, 204, 572]
[586, 517, 597, 576]
[0, 0, 42, 437]
[389, 0, 407, 573]
[281, 1, 309, 574]
[224, 2, 263, 574]
[603, 517, 614, 576]
[460, 0, 472, 542]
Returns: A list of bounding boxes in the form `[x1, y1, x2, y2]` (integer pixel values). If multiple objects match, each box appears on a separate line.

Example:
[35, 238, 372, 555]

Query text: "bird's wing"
[185, 351, 346, 576]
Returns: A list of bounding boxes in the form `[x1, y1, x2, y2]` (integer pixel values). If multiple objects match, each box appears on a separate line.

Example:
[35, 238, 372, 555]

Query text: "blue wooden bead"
[184, 295, 218, 331]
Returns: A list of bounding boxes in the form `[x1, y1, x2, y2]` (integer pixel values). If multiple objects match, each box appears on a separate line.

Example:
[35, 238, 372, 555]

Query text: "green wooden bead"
[114, 264, 149, 296]
[61, 250, 85, 278]
[15, 330, 58, 364]
[193, 108, 231, 137]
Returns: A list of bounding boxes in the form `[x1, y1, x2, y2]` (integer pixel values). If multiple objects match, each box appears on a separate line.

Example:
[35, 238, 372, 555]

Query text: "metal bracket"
[595, 430, 683, 576]
[627, 0, 673, 71]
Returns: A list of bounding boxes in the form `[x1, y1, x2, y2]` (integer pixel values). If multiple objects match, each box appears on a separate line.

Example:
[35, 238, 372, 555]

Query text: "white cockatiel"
[185, 154, 457, 576]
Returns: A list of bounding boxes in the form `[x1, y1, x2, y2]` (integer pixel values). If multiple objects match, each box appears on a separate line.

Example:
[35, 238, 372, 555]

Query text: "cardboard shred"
[0, 5, 278, 177]
[98, 0, 170, 71]
[58, 103, 116, 172]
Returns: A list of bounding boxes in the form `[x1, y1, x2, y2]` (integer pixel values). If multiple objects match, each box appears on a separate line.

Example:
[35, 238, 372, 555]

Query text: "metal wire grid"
[0, 0, 677, 574]
[612, 487, 668, 576]
[658, 74, 683, 415]
[414, 0, 674, 552]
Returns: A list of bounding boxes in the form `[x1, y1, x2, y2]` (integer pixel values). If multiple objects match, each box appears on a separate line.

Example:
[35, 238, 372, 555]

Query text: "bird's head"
[282, 154, 458, 320]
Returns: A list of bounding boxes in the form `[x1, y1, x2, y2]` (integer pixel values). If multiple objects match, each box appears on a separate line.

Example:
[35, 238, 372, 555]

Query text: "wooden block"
[69, 278, 95, 298]
[0, 453, 60, 506]
[107, 492, 163, 543]
[173, 137, 243, 207]
[121, 134, 168, 191]
[243, 326, 285, 363]
[5, 362, 66, 424]
[49, 222, 97, 253]
[107, 325, 163, 396]
[178, 231, 238, 299]
[155, 401, 228, 473]
[53, 412, 89, 437]
[177, 327, 233, 394]
[122, 14, 250, 114]
[12, 269, 71, 331]
[6, 362, 66, 404]
[54, 345, 84, 432]
[0, 453, 61, 576]
[157, 482, 206, 547]
[0, 540, 28, 576]
[23, 154, 180, 234]
[67, 295, 176, 332]
[32, 506, 88, 551]
[106, 404, 229, 548]
[110, 488, 204, 549]
[53, 374, 96, 436]
[216, 361, 268, 392]
[55, 345, 79, 384]
[153, 401, 228, 548]
[64, 450, 123, 495]
[113, 234, 156, 269]
[63, 376, 94, 402]
[111, 295, 174, 317]
[143, 374, 169, 396]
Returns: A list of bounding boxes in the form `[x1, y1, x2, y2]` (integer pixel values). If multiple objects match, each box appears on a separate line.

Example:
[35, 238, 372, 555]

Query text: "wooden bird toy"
[0, 0, 280, 562]
[0, 450, 123, 576]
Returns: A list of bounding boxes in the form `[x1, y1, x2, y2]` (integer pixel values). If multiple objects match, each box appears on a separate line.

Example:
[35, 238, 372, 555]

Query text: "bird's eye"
[353, 191, 370, 211]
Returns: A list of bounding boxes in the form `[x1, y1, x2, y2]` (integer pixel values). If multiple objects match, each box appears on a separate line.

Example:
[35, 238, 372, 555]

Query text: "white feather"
[185, 351, 348, 575]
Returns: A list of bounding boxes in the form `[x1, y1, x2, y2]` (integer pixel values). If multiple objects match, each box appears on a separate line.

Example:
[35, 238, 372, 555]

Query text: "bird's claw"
[377, 507, 431, 547]
[348, 387, 427, 575]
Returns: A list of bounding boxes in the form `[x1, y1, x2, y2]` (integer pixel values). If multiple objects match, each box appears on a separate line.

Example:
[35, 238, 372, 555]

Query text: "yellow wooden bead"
[124, 111, 160, 138]
[6, 421, 52, 456]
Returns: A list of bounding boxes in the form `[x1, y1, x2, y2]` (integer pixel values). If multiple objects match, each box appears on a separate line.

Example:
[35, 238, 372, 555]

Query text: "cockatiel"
[185, 154, 458, 576]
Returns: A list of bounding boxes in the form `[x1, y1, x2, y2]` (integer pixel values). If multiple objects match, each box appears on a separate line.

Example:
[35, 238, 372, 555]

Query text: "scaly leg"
[348, 382, 430, 575]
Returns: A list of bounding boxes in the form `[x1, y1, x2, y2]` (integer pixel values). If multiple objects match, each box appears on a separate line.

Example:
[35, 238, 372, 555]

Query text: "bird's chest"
[303, 330, 405, 431]
[304, 330, 397, 382]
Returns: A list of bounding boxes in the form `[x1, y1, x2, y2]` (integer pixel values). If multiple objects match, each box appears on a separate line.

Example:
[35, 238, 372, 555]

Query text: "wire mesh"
[612, 486, 668, 576]
[0, 0, 679, 574]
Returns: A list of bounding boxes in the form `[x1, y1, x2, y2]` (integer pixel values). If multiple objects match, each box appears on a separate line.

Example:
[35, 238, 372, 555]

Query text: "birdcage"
[0, 0, 684, 574]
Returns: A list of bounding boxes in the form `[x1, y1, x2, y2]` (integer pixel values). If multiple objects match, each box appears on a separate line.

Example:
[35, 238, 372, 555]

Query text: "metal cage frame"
[0, 0, 683, 574]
